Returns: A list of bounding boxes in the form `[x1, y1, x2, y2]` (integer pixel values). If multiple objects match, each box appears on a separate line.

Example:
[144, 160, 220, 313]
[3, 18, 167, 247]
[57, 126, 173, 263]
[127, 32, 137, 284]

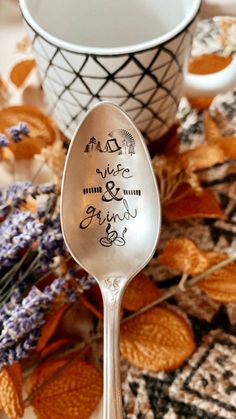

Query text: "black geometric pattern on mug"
[84, 129, 135, 155]
[83, 186, 102, 194]
[123, 189, 141, 196]
[25, 15, 196, 142]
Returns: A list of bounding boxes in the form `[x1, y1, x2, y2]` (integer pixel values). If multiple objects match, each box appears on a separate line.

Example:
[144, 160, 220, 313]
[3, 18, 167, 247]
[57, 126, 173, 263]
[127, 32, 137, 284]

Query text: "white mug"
[19, 0, 236, 143]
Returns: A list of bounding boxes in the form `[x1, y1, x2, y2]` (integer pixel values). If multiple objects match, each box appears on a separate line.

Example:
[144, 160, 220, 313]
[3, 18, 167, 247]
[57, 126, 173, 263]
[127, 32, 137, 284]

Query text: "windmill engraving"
[108, 129, 135, 155]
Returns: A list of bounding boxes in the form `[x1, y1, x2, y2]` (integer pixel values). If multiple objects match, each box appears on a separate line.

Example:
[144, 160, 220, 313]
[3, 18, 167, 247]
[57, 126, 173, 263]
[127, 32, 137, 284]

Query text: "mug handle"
[184, 0, 236, 98]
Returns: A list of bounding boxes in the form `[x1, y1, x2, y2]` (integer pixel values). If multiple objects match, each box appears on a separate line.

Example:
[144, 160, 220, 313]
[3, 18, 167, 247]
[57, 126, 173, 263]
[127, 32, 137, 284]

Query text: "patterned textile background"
[121, 18, 236, 419]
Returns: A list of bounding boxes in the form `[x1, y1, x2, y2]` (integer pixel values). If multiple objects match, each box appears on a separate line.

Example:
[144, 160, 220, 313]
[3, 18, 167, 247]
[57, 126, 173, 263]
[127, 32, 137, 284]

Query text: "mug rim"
[19, 0, 201, 55]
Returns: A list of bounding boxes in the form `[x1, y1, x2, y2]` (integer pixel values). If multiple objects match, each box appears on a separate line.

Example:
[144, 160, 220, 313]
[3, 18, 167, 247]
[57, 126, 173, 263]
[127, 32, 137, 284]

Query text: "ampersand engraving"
[102, 181, 122, 202]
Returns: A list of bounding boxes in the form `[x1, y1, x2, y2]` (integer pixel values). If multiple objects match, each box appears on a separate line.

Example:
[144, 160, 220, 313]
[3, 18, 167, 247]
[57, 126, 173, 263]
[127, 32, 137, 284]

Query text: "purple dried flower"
[77, 274, 96, 290]
[0, 182, 31, 209]
[8, 122, 30, 143]
[0, 276, 68, 366]
[0, 134, 9, 147]
[0, 181, 57, 218]
[65, 287, 78, 302]
[19, 122, 30, 136]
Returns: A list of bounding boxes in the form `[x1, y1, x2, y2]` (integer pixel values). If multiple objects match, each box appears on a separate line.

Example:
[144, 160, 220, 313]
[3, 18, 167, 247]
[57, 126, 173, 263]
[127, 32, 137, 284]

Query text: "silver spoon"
[61, 102, 161, 419]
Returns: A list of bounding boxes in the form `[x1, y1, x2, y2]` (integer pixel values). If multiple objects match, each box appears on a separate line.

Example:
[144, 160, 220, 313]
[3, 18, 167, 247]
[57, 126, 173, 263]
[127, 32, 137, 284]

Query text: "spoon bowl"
[61, 102, 161, 418]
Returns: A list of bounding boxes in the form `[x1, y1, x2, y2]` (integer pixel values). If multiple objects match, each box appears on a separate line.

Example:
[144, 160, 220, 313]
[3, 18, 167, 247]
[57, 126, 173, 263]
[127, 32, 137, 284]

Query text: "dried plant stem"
[30, 158, 47, 183]
[178, 272, 188, 292]
[122, 252, 236, 323]
[24, 253, 236, 406]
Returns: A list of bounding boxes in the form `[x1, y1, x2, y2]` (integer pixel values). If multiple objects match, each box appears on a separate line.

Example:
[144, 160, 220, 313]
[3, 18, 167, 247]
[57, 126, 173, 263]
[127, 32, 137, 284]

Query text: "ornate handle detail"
[104, 276, 121, 302]
[101, 277, 126, 419]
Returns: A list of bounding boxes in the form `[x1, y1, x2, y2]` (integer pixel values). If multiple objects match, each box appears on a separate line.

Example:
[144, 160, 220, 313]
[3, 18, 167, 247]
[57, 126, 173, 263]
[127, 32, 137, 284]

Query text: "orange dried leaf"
[167, 183, 195, 204]
[122, 272, 160, 311]
[180, 143, 225, 171]
[158, 124, 180, 157]
[188, 96, 213, 111]
[0, 105, 58, 159]
[120, 307, 195, 372]
[0, 363, 23, 419]
[218, 137, 236, 160]
[198, 252, 236, 303]
[159, 238, 209, 276]
[10, 59, 36, 87]
[188, 54, 232, 75]
[37, 304, 69, 352]
[28, 358, 102, 419]
[164, 188, 224, 220]
[204, 111, 221, 144]
[40, 339, 73, 358]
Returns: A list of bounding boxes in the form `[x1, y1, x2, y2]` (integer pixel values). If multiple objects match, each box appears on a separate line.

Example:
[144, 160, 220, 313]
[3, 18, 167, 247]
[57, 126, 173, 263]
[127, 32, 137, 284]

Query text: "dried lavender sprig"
[0, 329, 41, 365]
[0, 182, 56, 216]
[7, 122, 30, 142]
[0, 246, 32, 289]
[0, 277, 68, 367]
[0, 286, 25, 327]
[0, 134, 9, 147]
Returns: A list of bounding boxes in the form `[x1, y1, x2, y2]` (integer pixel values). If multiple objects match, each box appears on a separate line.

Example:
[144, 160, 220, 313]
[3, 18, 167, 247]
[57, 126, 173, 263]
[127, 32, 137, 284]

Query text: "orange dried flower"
[122, 272, 160, 311]
[27, 358, 102, 419]
[164, 188, 224, 220]
[0, 105, 58, 159]
[188, 54, 232, 75]
[0, 363, 23, 419]
[120, 307, 195, 372]
[159, 238, 209, 276]
[10, 59, 36, 88]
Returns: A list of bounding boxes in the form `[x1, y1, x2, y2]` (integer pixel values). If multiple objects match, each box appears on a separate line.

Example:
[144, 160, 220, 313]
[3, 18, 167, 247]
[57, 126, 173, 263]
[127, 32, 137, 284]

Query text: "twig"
[122, 252, 236, 323]
[30, 158, 47, 183]
[178, 272, 188, 292]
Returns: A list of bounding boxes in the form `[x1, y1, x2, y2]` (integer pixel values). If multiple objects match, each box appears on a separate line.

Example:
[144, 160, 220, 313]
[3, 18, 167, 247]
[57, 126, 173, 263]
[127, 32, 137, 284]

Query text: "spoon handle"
[101, 279, 124, 419]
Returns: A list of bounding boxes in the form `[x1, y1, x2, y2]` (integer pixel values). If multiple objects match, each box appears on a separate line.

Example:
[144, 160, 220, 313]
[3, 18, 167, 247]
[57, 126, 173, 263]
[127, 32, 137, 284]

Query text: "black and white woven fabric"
[121, 18, 236, 419]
